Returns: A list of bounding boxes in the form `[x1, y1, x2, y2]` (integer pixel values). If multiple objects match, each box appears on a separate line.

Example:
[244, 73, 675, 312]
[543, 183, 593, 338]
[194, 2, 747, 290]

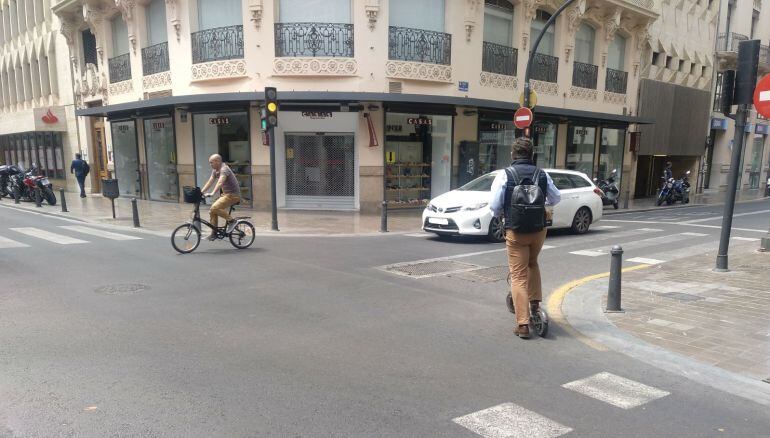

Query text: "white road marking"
[627, 257, 665, 265]
[541, 244, 555, 250]
[595, 225, 621, 229]
[680, 232, 710, 237]
[668, 322, 695, 331]
[682, 209, 770, 224]
[0, 235, 29, 249]
[647, 318, 673, 327]
[453, 403, 572, 438]
[732, 236, 759, 242]
[59, 225, 142, 241]
[562, 372, 670, 409]
[636, 228, 664, 232]
[10, 227, 88, 245]
[570, 250, 606, 257]
[404, 232, 431, 238]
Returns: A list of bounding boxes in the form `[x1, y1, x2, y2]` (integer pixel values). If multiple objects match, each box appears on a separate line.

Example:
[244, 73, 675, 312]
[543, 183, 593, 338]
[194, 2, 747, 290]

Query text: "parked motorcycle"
[0, 164, 22, 198]
[657, 170, 691, 206]
[594, 169, 620, 209]
[23, 165, 57, 205]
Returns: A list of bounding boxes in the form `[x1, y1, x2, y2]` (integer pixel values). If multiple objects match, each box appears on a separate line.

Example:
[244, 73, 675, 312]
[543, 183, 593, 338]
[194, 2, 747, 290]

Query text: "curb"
[557, 273, 770, 407]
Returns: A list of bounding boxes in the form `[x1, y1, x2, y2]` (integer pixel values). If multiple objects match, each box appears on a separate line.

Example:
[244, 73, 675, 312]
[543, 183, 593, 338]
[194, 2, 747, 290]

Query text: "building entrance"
[285, 133, 356, 209]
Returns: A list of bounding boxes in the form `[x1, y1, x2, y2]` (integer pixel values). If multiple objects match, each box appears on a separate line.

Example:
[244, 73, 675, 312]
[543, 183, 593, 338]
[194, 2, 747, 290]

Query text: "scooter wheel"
[531, 309, 549, 337]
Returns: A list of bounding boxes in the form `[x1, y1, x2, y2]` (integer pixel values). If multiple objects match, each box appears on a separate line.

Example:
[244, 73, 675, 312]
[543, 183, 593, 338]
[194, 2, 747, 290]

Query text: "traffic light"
[720, 70, 736, 116]
[264, 87, 278, 128]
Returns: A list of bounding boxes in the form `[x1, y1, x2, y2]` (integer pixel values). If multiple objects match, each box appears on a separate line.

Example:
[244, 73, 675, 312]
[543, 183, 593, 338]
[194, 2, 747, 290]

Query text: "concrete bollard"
[380, 201, 388, 233]
[606, 245, 624, 312]
[131, 198, 140, 227]
[59, 188, 68, 212]
[34, 187, 42, 208]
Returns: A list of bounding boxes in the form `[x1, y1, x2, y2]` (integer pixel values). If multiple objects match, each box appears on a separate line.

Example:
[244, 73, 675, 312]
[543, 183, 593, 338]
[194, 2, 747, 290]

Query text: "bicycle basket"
[183, 186, 202, 203]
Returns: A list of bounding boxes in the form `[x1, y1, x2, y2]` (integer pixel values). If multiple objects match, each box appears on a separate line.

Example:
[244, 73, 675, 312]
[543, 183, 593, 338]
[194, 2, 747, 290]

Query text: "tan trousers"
[506, 229, 547, 325]
[209, 194, 240, 229]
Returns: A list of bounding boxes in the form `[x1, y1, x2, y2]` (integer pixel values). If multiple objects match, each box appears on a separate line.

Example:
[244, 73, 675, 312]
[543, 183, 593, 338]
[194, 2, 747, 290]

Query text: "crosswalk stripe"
[595, 225, 621, 229]
[453, 403, 572, 438]
[732, 236, 759, 242]
[0, 235, 29, 249]
[680, 232, 709, 237]
[627, 257, 664, 265]
[10, 227, 89, 245]
[570, 250, 605, 257]
[59, 225, 142, 241]
[562, 372, 670, 409]
[574, 233, 692, 256]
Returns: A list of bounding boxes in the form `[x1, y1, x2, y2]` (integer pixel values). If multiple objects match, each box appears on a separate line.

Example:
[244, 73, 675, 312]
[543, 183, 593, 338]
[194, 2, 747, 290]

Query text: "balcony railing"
[482, 41, 518, 76]
[716, 32, 748, 52]
[572, 61, 598, 89]
[531, 53, 558, 83]
[142, 42, 169, 76]
[108, 53, 131, 83]
[191, 25, 244, 64]
[605, 68, 628, 94]
[274, 22, 354, 57]
[388, 26, 451, 65]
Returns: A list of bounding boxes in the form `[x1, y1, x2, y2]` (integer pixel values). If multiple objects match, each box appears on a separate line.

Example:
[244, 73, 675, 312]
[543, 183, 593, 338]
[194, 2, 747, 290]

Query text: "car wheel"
[571, 207, 592, 235]
[487, 217, 505, 243]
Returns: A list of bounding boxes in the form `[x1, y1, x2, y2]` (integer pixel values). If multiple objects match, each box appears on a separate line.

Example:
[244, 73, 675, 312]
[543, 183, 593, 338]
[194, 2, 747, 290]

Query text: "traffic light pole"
[268, 126, 279, 231]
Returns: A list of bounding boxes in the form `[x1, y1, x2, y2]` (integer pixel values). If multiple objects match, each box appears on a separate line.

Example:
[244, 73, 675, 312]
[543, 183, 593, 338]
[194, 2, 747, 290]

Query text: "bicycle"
[171, 187, 256, 254]
[505, 274, 549, 337]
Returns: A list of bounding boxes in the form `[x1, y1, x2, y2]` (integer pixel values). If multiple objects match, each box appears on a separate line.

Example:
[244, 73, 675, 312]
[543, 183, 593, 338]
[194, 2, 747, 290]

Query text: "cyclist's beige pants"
[506, 229, 547, 325]
[210, 194, 240, 229]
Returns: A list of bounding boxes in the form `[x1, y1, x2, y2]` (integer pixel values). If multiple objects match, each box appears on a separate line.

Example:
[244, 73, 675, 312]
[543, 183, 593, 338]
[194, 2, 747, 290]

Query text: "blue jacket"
[71, 159, 88, 177]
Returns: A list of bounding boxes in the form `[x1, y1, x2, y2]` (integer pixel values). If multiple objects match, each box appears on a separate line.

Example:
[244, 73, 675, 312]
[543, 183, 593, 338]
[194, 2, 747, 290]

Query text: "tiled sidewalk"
[0, 192, 424, 235]
[607, 245, 770, 381]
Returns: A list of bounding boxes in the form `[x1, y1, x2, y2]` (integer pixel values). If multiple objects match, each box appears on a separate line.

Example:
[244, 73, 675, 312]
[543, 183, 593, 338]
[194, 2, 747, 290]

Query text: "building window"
[678, 60, 685, 72]
[82, 29, 98, 68]
[575, 24, 595, 64]
[665, 55, 673, 69]
[146, 0, 168, 45]
[197, 0, 241, 30]
[530, 10, 554, 56]
[112, 15, 129, 56]
[651, 51, 660, 66]
[192, 0, 244, 63]
[483, 0, 514, 47]
[608, 36, 626, 71]
[388, 0, 450, 65]
[389, 0, 445, 32]
[713, 72, 723, 111]
[278, 0, 350, 22]
[275, 0, 353, 57]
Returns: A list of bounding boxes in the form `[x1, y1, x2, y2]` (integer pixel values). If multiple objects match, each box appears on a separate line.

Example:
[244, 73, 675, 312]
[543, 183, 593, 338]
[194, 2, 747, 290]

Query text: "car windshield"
[457, 173, 497, 192]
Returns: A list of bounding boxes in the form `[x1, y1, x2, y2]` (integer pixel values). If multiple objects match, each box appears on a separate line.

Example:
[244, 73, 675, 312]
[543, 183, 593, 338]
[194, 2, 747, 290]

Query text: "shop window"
[110, 120, 141, 197]
[193, 112, 252, 205]
[532, 121, 557, 168]
[566, 125, 596, 177]
[144, 117, 178, 202]
[385, 113, 453, 208]
[599, 127, 625, 188]
[474, 117, 516, 185]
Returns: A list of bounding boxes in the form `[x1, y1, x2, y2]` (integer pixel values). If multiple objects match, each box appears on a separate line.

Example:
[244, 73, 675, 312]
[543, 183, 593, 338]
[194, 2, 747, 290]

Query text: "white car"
[422, 169, 603, 242]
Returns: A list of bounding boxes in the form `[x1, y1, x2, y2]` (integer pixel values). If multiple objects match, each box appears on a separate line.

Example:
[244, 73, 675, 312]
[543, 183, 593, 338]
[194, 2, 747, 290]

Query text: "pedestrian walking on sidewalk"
[201, 154, 241, 241]
[70, 153, 90, 198]
[490, 138, 561, 339]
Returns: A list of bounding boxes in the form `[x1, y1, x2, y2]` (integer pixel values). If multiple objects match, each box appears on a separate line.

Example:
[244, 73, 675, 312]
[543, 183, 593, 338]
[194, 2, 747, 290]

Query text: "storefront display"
[0, 132, 64, 179]
[144, 116, 178, 202]
[566, 124, 596, 176]
[193, 111, 252, 205]
[110, 120, 141, 197]
[598, 127, 625, 188]
[749, 135, 765, 189]
[384, 113, 453, 208]
[532, 120, 557, 168]
[473, 117, 515, 185]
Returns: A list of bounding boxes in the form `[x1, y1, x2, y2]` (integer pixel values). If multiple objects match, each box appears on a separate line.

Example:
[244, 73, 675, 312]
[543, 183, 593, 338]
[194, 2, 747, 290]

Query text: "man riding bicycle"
[201, 154, 240, 241]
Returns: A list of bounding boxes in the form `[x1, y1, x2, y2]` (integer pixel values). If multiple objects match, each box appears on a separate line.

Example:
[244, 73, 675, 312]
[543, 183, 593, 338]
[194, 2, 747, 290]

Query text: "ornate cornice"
[569, 85, 598, 101]
[142, 71, 172, 90]
[191, 59, 248, 81]
[464, 0, 483, 42]
[165, 0, 181, 41]
[108, 78, 134, 96]
[385, 61, 452, 83]
[531, 79, 558, 96]
[480, 72, 518, 90]
[365, 0, 380, 31]
[604, 8, 622, 42]
[603, 91, 627, 105]
[249, 0, 263, 30]
[273, 58, 358, 76]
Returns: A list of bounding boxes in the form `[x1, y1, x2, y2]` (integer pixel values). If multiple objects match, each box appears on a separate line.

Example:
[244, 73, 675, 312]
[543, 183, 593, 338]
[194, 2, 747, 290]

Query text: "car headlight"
[463, 202, 488, 211]
[426, 203, 437, 212]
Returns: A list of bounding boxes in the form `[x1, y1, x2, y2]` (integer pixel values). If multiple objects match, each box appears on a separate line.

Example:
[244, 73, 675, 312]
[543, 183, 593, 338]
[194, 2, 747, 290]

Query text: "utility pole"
[715, 40, 760, 271]
[263, 87, 280, 231]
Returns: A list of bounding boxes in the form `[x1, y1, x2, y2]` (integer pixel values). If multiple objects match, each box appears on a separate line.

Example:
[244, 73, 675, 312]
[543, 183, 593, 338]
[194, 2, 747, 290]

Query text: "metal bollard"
[13, 188, 20, 204]
[59, 188, 68, 212]
[606, 245, 624, 312]
[380, 201, 388, 233]
[34, 187, 42, 208]
[623, 190, 630, 210]
[131, 198, 140, 227]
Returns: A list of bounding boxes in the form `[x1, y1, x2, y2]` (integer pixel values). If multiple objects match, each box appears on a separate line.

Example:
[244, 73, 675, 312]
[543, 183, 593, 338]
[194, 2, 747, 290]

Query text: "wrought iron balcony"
[108, 53, 131, 83]
[572, 61, 598, 89]
[716, 32, 748, 52]
[482, 41, 517, 76]
[605, 68, 628, 94]
[142, 42, 169, 76]
[274, 22, 354, 57]
[191, 25, 244, 64]
[530, 53, 558, 83]
[388, 26, 451, 65]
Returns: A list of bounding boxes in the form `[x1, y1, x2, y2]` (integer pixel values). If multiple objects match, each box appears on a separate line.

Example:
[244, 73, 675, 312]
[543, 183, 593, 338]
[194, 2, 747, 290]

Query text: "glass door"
[144, 116, 179, 201]
[110, 120, 141, 197]
[566, 124, 597, 177]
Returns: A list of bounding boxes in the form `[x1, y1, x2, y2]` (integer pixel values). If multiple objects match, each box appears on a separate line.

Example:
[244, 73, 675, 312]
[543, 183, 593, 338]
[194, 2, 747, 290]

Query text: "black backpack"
[504, 166, 546, 233]
[83, 161, 90, 177]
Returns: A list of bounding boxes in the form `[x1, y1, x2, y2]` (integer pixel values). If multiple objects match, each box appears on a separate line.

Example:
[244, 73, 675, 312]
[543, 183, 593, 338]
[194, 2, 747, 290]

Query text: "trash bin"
[102, 179, 120, 199]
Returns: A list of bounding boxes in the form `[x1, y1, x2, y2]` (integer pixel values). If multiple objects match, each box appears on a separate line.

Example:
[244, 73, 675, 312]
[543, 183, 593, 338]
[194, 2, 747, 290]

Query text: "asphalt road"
[1, 200, 769, 437]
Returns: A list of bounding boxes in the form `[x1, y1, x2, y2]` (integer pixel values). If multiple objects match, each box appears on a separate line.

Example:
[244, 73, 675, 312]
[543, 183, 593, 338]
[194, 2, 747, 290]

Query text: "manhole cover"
[94, 283, 150, 295]
[383, 260, 481, 278]
[452, 266, 510, 283]
[657, 292, 704, 302]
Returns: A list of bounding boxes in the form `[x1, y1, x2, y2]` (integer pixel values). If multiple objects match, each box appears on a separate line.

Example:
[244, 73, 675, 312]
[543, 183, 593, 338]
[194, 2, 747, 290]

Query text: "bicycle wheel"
[532, 308, 549, 338]
[171, 223, 201, 254]
[229, 220, 255, 249]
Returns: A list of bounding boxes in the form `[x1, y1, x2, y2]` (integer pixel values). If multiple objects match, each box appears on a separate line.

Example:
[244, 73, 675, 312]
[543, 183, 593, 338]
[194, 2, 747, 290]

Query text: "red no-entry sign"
[754, 74, 770, 119]
[513, 107, 533, 129]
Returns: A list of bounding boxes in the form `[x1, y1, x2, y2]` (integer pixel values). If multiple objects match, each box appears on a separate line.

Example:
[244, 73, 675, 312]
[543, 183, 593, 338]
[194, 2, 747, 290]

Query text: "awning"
[75, 91, 653, 125]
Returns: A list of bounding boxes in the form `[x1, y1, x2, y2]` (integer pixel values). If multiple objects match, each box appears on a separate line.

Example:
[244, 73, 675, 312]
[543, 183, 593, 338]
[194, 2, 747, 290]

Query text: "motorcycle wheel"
[613, 201, 619, 210]
[656, 194, 664, 206]
[44, 187, 56, 206]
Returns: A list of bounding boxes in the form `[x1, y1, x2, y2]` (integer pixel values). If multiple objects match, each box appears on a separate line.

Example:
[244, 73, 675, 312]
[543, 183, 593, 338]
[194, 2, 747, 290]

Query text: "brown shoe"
[514, 324, 531, 339]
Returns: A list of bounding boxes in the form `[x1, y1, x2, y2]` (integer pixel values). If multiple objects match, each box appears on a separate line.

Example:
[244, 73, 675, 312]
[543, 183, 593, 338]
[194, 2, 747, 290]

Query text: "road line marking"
[562, 372, 670, 409]
[636, 228, 664, 232]
[595, 225, 621, 229]
[404, 232, 431, 238]
[59, 225, 142, 241]
[647, 319, 673, 327]
[682, 209, 770, 224]
[732, 236, 760, 242]
[680, 232, 710, 237]
[570, 250, 606, 257]
[668, 322, 695, 331]
[682, 224, 767, 233]
[542, 244, 556, 250]
[10, 227, 88, 245]
[0, 235, 29, 249]
[627, 257, 665, 265]
[453, 403, 572, 438]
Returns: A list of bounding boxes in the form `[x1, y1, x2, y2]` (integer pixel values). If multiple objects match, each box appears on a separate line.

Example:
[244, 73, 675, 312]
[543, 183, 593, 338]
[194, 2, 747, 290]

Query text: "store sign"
[756, 124, 770, 135]
[117, 124, 130, 133]
[41, 108, 58, 124]
[533, 124, 549, 134]
[151, 121, 166, 130]
[209, 117, 230, 125]
[458, 81, 469, 92]
[33, 106, 67, 131]
[710, 117, 728, 130]
[407, 117, 432, 126]
[302, 111, 333, 119]
[385, 124, 403, 132]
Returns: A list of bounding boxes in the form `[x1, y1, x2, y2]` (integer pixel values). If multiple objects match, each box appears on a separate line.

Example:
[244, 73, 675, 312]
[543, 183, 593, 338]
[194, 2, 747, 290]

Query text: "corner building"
[53, 0, 658, 212]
